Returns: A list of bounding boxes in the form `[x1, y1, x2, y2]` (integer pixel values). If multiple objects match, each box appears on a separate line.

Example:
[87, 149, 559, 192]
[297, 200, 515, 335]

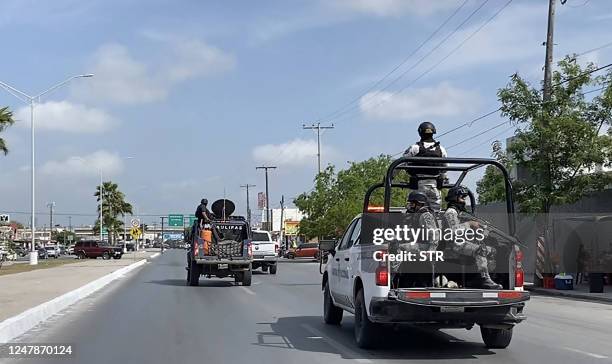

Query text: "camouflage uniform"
[390, 206, 439, 273]
[442, 205, 501, 289]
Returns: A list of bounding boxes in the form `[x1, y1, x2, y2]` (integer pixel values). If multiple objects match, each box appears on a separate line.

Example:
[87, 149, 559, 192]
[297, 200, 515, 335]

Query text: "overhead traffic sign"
[188, 215, 197, 226]
[168, 214, 184, 227]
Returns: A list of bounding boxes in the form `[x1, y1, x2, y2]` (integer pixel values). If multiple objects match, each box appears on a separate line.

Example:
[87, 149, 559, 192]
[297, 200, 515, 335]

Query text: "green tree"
[93, 181, 133, 244]
[477, 56, 612, 212]
[0, 106, 15, 155]
[295, 155, 407, 239]
[52, 230, 77, 245]
[476, 141, 512, 204]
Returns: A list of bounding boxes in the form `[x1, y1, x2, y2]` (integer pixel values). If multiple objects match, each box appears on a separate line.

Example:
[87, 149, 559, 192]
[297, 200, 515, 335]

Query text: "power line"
[318, 0, 470, 122]
[456, 124, 517, 157]
[446, 120, 509, 150]
[575, 41, 612, 58]
[329, 0, 494, 124]
[333, 0, 513, 125]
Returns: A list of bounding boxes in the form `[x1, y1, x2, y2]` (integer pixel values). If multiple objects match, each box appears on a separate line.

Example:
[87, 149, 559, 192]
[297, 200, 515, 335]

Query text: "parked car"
[285, 242, 320, 260]
[44, 246, 59, 258]
[74, 240, 123, 260]
[13, 246, 28, 257]
[66, 245, 75, 255]
[37, 247, 48, 259]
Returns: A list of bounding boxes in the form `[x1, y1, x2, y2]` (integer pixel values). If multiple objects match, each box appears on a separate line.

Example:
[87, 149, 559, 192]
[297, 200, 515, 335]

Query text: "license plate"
[218, 264, 228, 269]
[440, 306, 465, 313]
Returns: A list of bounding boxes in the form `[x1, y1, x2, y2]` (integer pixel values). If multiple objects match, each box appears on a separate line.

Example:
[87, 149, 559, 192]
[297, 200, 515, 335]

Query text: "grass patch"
[0, 258, 78, 276]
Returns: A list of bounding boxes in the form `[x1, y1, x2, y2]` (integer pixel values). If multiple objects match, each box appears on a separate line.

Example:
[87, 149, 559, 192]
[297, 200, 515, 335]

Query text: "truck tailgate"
[252, 241, 276, 256]
[390, 288, 529, 307]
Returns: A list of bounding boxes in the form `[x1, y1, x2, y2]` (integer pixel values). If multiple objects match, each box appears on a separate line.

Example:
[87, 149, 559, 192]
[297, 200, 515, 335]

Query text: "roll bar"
[380, 157, 516, 235]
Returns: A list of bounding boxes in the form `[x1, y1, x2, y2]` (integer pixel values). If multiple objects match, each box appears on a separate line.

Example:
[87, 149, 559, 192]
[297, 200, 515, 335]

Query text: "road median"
[0, 249, 160, 343]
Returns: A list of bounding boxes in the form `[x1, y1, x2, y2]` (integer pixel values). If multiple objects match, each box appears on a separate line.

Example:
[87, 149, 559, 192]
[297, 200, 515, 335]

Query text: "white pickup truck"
[251, 230, 278, 274]
[318, 157, 530, 349]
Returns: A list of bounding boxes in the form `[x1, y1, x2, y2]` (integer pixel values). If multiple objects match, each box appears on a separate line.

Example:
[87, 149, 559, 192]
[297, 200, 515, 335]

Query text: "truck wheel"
[188, 259, 200, 286]
[480, 326, 513, 348]
[269, 264, 277, 275]
[286, 253, 295, 259]
[262, 265, 268, 272]
[102, 252, 111, 260]
[242, 269, 252, 286]
[78, 252, 86, 259]
[354, 288, 381, 349]
[323, 281, 343, 325]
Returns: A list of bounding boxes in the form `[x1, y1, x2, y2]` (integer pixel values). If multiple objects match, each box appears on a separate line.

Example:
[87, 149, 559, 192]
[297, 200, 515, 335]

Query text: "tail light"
[514, 245, 524, 288]
[375, 265, 388, 286]
[274, 244, 279, 253]
[367, 205, 384, 213]
[248, 243, 253, 258]
[193, 243, 199, 257]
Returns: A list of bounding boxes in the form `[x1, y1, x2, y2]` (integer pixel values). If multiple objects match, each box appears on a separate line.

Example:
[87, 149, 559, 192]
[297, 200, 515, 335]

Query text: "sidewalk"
[0, 249, 159, 322]
[525, 282, 612, 303]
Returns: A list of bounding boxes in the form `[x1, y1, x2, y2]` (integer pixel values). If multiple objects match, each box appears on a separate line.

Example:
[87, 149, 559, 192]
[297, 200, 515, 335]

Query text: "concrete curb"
[0, 255, 156, 343]
[525, 286, 612, 304]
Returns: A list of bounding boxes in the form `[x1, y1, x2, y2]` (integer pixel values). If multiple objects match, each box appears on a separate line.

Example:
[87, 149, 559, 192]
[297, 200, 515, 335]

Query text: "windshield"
[252, 232, 270, 242]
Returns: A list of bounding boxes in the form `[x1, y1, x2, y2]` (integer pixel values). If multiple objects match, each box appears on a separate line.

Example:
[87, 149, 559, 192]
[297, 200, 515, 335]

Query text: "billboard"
[257, 192, 266, 209]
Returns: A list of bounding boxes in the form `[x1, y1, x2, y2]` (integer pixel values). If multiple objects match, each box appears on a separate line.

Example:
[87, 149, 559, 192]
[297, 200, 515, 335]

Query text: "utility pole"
[240, 184, 256, 226]
[279, 195, 285, 250]
[543, 0, 556, 103]
[47, 202, 55, 242]
[302, 122, 334, 174]
[256, 166, 276, 231]
[68, 216, 72, 232]
[160, 216, 166, 254]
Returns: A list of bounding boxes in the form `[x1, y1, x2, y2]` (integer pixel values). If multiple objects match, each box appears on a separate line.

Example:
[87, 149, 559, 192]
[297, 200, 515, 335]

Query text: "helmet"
[201, 198, 208, 205]
[445, 185, 470, 203]
[418, 122, 436, 138]
[408, 191, 429, 204]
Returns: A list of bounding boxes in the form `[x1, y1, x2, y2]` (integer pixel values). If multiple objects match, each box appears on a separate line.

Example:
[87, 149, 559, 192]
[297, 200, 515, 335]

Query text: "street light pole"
[99, 170, 103, 242]
[0, 74, 94, 265]
[256, 166, 276, 231]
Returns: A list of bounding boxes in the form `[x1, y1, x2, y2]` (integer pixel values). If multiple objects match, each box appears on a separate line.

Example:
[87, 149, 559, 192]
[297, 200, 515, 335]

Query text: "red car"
[285, 242, 320, 260]
[74, 240, 123, 260]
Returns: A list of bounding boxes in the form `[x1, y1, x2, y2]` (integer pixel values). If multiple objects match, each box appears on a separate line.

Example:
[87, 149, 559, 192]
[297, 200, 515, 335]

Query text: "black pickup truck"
[186, 199, 253, 286]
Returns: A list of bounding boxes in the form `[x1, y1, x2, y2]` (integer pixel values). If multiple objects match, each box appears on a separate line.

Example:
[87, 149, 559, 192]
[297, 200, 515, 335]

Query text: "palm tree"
[0, 107, 15, 155]
[93, 181, 133, 244]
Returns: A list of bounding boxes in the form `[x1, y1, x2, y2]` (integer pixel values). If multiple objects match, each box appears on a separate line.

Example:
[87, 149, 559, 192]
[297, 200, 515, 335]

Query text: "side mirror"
[319, 240, 336, 255]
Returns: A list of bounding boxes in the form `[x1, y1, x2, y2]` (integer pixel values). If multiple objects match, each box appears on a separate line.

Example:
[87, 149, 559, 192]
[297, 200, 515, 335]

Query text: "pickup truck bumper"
[252, 255, 278, 262]
[368, 289, 529, 327]
[194, 258, 251, 270]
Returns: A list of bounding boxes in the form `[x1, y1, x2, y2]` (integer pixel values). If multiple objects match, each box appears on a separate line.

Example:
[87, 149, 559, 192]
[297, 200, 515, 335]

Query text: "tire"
[102, 252, 111, 260]
[269, 264, 277, 275]
[242, 269, 252, 286]
[113, 255, 122, 260]
[480, 326, 513, 349]
[286, 253, 295, 259]
[78, 251, 86, 260]
[188, 259, 200, 286]
[354, 288, 382, 349]
[323, 281, 343, 325]
[262, 265, 269, 272]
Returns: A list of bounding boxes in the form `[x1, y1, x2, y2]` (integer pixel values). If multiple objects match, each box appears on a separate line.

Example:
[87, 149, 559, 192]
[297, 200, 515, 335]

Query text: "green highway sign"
[168, 214, 184, 227]
[188, 215, 197, 226]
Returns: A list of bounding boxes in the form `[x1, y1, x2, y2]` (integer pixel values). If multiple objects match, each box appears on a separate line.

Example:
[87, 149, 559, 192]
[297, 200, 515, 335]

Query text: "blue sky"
[1, 0, 612, 227]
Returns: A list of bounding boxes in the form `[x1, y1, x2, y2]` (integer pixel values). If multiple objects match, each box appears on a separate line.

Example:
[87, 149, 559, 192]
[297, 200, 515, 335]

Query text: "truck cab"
[320, 157, 529, 349]
[251, 230, 278, 274]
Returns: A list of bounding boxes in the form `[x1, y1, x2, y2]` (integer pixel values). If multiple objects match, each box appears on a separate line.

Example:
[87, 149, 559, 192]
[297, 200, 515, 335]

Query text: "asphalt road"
[5, 250, 612, 364]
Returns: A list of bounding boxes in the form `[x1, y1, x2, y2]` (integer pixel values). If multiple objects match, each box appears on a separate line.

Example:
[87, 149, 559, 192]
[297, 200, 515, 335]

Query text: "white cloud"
[73, 44, 167, 105]
[166, 39, 236, 82]
[359, 83, 481, 121]
[329, 0, 457, 17]
[41, 150, 124, 178]
[15, 101, 116, 133]
[73, 39, 235, 105]
[252, 138, 335, 166]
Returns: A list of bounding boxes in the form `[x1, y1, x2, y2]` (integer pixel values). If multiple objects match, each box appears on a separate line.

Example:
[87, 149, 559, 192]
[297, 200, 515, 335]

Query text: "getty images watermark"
[371, 226, 486, 263]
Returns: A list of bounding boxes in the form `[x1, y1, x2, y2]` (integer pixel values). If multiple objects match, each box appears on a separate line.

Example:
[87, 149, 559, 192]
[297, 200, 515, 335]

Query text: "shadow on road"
[254, 316, 494, 360]
[146, 279, 236, 287]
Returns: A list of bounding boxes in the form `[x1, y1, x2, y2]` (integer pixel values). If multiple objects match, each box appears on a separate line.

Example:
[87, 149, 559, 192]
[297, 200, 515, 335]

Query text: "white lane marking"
[563, 347, 608, 359]
[301, 324, 372, 364]
[240, 287, 256, 295]
[253, 281, 262, 285]
[307, 336, 323, 339]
